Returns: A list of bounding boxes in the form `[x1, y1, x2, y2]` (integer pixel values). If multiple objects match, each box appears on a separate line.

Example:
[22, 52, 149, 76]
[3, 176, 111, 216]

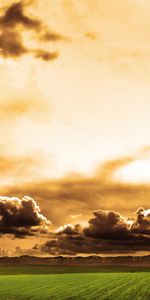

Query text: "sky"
[0, 0, 150, 257]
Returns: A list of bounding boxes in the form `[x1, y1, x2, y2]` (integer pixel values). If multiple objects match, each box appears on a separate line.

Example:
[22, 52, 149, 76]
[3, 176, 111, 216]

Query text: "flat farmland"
[0, 265, 149, 300]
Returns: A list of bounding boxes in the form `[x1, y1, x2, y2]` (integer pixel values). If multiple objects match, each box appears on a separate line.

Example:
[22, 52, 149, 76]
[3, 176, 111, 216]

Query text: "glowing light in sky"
[115, 159, 150, 183]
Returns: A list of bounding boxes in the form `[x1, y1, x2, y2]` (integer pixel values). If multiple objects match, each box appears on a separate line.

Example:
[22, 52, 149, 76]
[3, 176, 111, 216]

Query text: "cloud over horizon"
[2, 149, 150, 227]
[39, 207, 150, 255]
[0, 152, 149, 254]
[0, 196, 50, 237]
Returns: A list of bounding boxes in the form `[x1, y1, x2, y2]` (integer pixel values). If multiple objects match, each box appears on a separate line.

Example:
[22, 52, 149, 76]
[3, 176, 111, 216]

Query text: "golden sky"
[0, 0, 150, 256]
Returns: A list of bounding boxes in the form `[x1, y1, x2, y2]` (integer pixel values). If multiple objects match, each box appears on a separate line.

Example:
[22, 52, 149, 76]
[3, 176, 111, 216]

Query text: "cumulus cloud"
[0, 196, 50, 237]
[84, 210, 130, 239]
[57, 224, 82, 235]
[39, 208, 150, 255]
[131, 207, 150, 235]
[0, 1, 63, 60]
[84, 208, 150, 239]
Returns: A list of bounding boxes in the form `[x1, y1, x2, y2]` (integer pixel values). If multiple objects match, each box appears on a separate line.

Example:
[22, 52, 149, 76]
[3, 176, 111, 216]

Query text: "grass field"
[0, 265, 149, 300]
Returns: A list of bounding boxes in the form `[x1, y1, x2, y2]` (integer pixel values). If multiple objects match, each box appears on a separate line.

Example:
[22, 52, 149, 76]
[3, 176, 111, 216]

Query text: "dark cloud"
[0, 1, 63, 60]
[84, 208, 150, 240]
[39, 208, 150, 255]
[40, 31, 64, 42]
[34, 49, 59, 61]
[0, 29, 27, 57]
[0, 1, 41, 30]
[0, 148, 149, 254]
[84, 210, 130, 239]
[0, 196, 50, 237]
[131, 207, 150, 235]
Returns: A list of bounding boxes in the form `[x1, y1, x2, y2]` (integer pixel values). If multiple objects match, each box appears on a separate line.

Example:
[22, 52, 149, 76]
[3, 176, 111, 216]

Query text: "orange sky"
[0, 0, 149, 256]
[0, 0, 150, 181]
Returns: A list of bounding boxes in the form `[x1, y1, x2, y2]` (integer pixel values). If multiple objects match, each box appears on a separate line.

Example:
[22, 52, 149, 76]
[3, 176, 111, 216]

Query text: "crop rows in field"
[0, 272, 149, 299]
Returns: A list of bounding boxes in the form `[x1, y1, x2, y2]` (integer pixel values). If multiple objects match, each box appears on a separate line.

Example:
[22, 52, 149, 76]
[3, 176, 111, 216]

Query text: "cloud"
[2, 169, 150, 227]
[34, 49, 59, 61]
[131, 207, 150, 235]
[0, 29, 27, 57]
[84, 210, 130, 239]
[1, 148, 150, 227]
[0, 1, 63, 60]
[0, 153, 47, 179]
[39, 207, 150, 255]
[96, 155, 135, 182]
[57, 224, 82, 235]
[0, 248, 10, 257]
[0, 97, 51, 121]
[0, 148, 149, 253]
[84, 208, 150, 239]
[0, 196, 50, 237]
[0, 1, 41, 30]
[85, 32, 96, 40]
[39, 30, 65, 42]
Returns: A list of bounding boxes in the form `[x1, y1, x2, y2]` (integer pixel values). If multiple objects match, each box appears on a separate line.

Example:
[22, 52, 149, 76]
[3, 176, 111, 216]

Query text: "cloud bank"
[40, 207, 150, 255]
[3, 149, 150, 226]
[0, 149, 149, 255]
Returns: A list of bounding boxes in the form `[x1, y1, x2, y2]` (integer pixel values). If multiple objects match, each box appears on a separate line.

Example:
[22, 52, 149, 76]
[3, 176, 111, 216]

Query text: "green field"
[0, 265, 149, 300]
